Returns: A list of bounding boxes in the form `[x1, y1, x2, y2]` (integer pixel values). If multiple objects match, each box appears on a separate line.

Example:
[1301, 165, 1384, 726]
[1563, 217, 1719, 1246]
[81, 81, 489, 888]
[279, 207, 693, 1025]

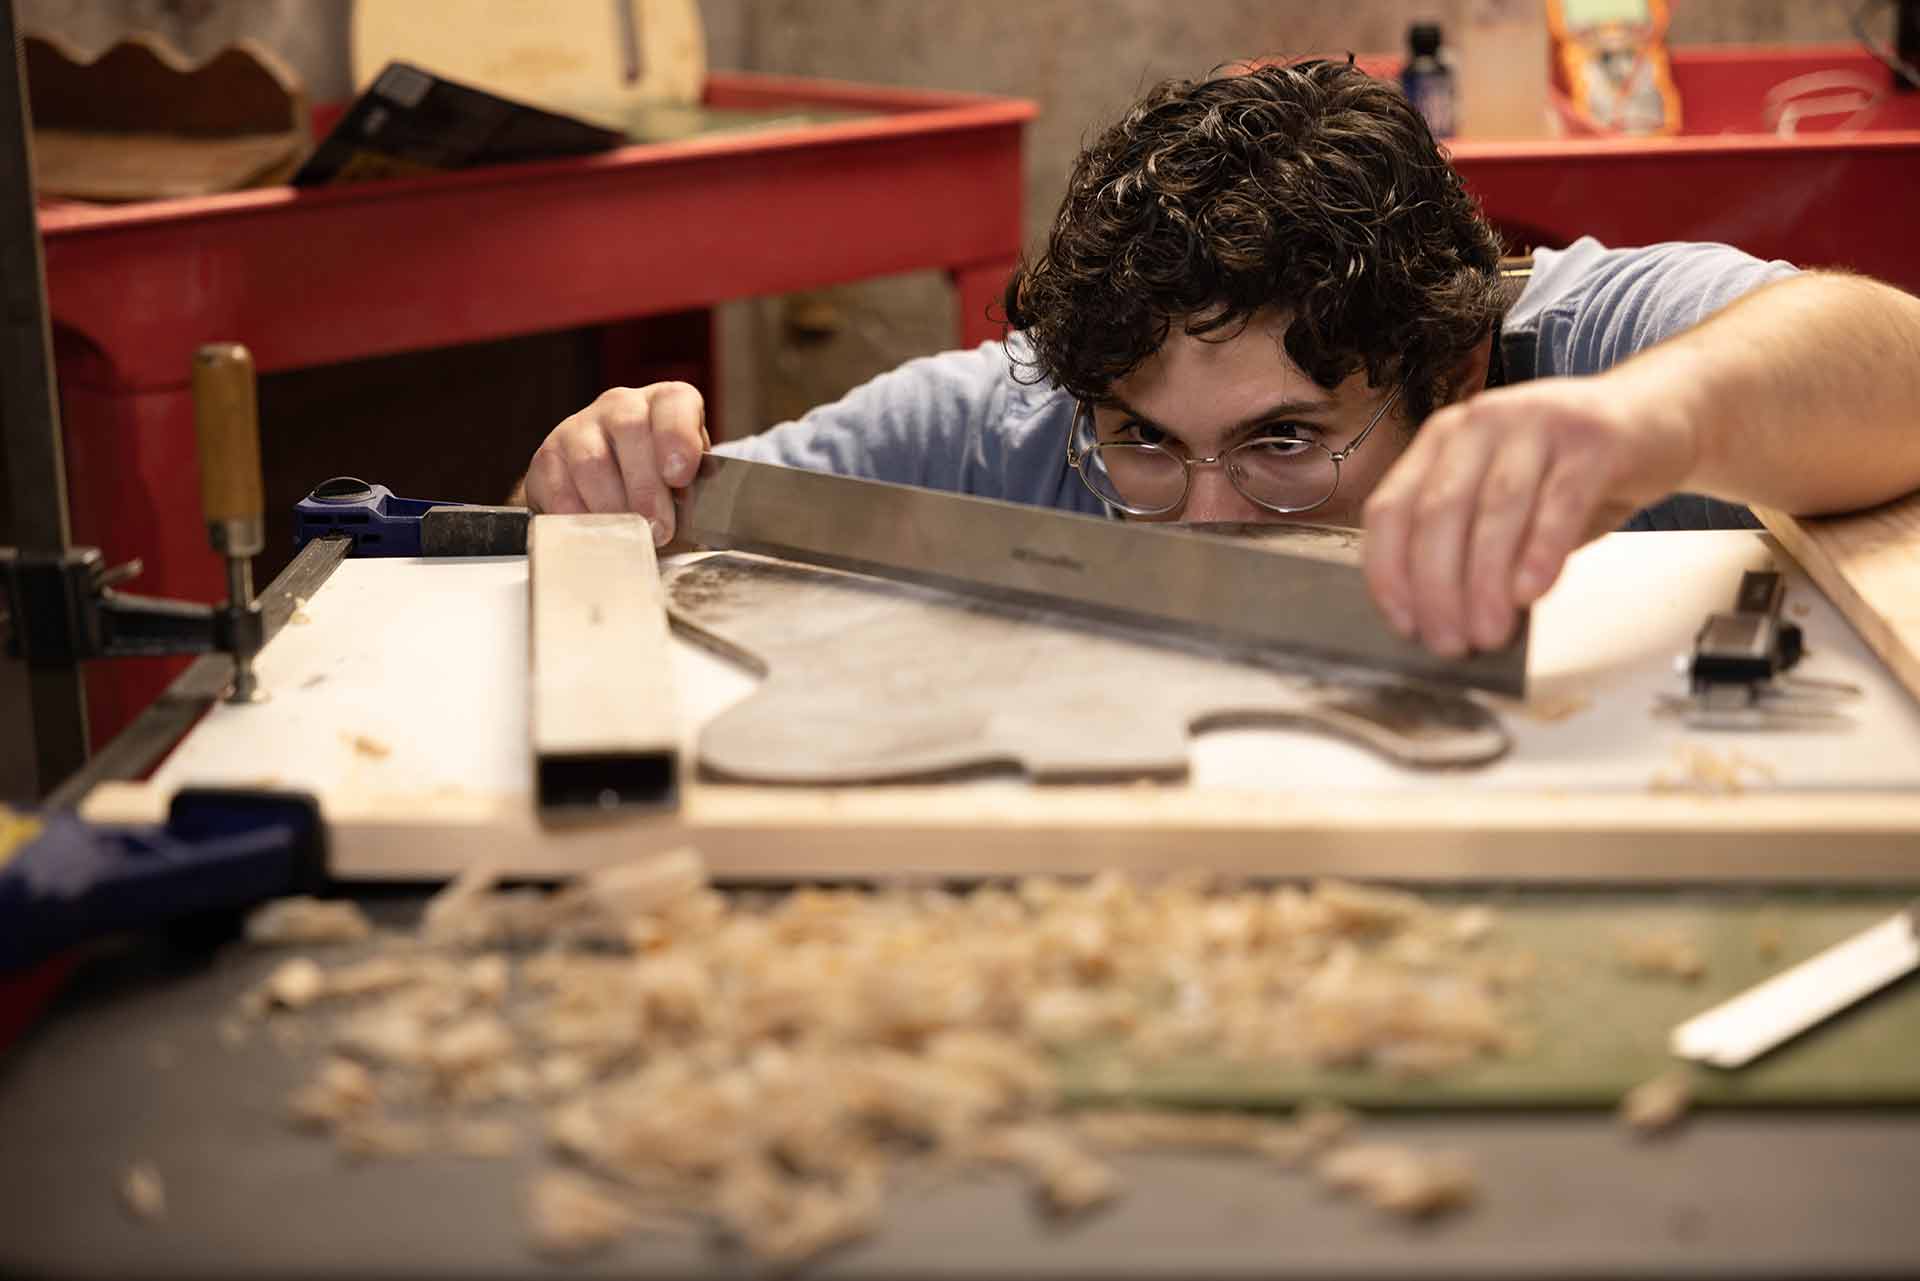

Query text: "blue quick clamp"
[293, 477, 449, 556]
[0, 790, 328, 973]
[294, 478, 529, 558]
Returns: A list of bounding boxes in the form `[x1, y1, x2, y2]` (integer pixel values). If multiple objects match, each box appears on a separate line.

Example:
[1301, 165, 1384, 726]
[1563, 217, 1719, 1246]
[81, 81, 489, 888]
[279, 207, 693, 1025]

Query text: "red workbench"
[1436, 43, 1920, 293]
[39, 72, 1033, 749]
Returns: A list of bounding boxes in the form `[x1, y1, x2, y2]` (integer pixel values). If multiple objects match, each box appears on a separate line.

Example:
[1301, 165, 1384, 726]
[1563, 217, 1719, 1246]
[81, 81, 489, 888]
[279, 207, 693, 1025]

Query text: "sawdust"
[233, 856, 1535, 1263]
[1616, 931, 1708, 984]
[1072, 1099, 1354, 1168]
[527, 1169, 638, 1259]
[1522, 689, 1593, 724]
[345, 733, 391, 760]
[1649, 742, 1777, 795]
[244, 896, 372, 946]
[119, 1160, 166, 1222]
[258, 957, 328, 1010]
[1316, 1143, 1477, 1218]
[1618, 1071, 1692, 1136]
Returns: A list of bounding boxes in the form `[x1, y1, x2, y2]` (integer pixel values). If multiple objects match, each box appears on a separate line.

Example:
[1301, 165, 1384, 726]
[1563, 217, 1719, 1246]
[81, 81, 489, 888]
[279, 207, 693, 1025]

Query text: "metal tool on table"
[0, 343, 276, 699]
[1671, 900, 1920, 1069]
[1655, 569, 1860, 728]
[293, 478, 530, 558]
[672, 453, 1529, 697]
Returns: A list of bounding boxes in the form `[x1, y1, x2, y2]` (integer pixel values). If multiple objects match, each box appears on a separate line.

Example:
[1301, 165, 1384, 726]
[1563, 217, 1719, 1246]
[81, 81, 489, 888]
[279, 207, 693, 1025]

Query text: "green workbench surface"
[1065, 889, 1920, 1110]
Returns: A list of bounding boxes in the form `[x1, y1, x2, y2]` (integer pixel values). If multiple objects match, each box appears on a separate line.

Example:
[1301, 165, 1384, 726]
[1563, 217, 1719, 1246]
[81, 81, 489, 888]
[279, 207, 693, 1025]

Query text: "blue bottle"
[1401, 22, 1457, 138]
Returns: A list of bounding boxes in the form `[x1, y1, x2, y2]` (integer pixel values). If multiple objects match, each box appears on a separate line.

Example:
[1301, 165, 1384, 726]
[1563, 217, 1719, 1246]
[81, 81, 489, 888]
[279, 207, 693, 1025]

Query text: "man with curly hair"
[518, 58, 1920, 658]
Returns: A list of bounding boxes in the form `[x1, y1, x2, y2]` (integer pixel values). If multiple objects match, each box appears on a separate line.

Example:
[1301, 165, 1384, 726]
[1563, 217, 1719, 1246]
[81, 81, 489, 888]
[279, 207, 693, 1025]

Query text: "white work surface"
[148, 530, 1920, 799]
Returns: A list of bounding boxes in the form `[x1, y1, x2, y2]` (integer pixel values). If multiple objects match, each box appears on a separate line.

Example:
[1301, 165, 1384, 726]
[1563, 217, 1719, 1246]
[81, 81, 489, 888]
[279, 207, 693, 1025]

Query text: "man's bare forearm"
[1608, 271, 1920, 516]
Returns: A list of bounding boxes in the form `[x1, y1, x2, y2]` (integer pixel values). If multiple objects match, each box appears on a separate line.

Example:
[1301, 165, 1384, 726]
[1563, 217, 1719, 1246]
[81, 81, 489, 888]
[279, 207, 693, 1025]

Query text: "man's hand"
[1361, 377, 1696, 657]
[521, 383, 709, 545]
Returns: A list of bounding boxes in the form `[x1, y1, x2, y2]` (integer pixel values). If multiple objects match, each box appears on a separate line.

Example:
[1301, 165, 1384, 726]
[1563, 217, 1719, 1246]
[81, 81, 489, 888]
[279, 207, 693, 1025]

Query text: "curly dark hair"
[1004, 58, 1506, 425]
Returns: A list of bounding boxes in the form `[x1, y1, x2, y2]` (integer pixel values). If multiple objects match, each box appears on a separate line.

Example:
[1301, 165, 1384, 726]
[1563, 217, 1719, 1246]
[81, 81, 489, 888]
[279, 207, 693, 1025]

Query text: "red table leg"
[952, 259, 1015, 350]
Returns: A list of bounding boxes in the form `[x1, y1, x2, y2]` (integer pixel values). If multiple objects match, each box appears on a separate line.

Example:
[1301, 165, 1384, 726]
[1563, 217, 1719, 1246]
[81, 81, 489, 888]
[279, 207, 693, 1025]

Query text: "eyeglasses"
[1065, 382, 1405, 517]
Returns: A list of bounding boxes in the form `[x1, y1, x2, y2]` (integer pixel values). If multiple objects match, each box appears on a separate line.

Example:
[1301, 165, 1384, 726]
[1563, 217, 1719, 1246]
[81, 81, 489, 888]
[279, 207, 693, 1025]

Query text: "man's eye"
[1241, 433, 1317, 458]
[1112, 419, 1171, 447]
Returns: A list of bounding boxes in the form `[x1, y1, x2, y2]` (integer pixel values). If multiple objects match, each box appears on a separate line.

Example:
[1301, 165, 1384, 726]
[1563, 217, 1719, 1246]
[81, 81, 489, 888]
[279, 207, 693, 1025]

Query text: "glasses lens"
[1083, 443, 1187, 512]
[1227, 437, 1339, 513]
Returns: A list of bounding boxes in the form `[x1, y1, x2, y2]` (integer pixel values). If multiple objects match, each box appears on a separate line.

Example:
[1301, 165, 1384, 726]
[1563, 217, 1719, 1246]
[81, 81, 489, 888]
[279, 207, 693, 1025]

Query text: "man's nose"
[1181, 462, 1265, 523]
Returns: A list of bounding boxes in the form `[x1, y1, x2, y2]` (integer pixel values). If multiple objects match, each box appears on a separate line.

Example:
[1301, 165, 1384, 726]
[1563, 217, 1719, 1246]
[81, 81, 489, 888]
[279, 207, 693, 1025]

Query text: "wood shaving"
[973, 1125, 1119, 1215]
[119, 1160, 165, 1222]
[244, 896, 372, 946]
[1618, 1072, 1692, 1136]
[1617, 932, 1707, 983]
[289, 1057, 379, 1131]
[714, 1158, 882, 1262]
[242, 854, 1522, 1263]
[1316, 1143, 1477, 1218]
[1448, 906, 1497, 947]
[346, 733, 391, 759]
[527, 1170, 637, 1259]
[1649, 743, 1778, 795]
[259, 957, 327, 1010]
[1074, 1098, 1353, 1168]
[1522, 689, 1593, 723]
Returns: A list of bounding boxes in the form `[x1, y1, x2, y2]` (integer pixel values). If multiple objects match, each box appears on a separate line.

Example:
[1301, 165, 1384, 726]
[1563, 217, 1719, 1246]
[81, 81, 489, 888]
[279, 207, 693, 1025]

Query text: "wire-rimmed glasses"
[1066, 382, 1405, 517]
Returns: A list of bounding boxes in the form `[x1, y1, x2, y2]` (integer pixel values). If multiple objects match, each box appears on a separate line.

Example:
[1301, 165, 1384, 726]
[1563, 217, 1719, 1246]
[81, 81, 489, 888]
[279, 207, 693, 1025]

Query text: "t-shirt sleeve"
[1517, 239, 1799, 379]
[713, 342, 1012, 491]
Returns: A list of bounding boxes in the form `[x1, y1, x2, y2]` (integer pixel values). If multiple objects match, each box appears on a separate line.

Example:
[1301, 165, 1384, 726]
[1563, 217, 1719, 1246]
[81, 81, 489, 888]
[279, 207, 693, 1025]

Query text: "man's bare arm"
[1624, 270, 1920, 516]
[1365, 271, 1920, 656]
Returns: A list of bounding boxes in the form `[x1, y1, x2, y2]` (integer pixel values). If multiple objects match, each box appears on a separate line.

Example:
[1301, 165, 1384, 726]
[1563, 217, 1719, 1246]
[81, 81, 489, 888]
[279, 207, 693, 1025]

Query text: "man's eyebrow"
[1099, 394, 1340, 436]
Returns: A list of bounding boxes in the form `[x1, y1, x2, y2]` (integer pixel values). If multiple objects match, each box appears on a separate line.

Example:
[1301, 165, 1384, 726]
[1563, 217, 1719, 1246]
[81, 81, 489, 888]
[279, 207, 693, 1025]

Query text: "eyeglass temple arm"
[1329, 383, 1405, 463]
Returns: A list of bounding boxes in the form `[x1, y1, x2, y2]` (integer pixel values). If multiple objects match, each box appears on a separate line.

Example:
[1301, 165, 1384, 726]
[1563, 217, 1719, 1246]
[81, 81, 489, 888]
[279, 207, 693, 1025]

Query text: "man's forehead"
[1110, 313, 1340, 417]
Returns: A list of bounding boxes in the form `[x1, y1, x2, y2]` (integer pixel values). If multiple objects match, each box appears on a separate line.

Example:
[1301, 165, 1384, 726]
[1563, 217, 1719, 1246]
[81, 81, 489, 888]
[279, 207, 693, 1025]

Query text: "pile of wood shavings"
[238, 854, 1529, 1262]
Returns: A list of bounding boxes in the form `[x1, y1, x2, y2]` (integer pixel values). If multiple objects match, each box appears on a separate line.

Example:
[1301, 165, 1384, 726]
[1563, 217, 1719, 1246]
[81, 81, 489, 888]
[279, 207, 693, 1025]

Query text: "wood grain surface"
[1758, 494, 1920, 708]
[528, 515, 677, 810]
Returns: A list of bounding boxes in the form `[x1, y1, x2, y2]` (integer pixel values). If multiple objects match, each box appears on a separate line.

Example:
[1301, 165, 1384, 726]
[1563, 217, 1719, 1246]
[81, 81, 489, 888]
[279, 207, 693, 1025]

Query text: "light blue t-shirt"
[718, 238, 1797, 529]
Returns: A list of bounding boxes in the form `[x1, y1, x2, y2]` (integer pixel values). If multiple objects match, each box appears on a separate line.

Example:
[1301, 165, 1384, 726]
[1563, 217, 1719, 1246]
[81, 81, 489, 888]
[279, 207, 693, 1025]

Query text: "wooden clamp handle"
[192, 343, 264, 539]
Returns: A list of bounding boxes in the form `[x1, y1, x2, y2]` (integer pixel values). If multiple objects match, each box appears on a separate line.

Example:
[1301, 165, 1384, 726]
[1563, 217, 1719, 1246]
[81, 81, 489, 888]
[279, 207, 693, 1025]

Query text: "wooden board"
[528, 514, 677, 812]
[667, 553, 1510, 780]
[351, 0, 705, 130]
[1757, 493, 1920, 709]
[79, 779, 1920, 884]
[99, 530, 1920, 883]
[24, 34, 308, 200]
